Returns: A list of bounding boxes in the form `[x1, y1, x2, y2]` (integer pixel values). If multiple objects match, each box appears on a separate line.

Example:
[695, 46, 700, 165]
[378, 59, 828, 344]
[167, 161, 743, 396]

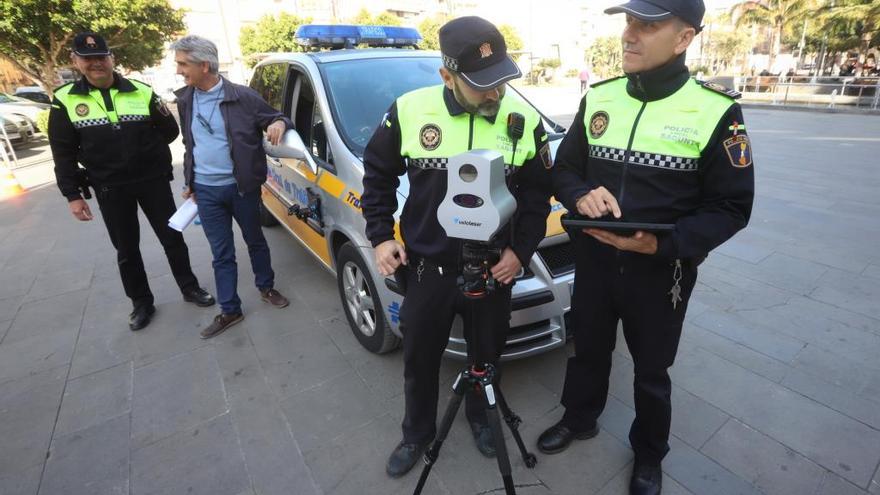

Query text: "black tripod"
[412, 362, 537, 495]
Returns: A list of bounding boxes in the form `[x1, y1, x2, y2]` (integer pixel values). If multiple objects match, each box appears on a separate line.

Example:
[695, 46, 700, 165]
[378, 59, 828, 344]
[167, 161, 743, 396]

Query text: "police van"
[253, 25, 575, 359]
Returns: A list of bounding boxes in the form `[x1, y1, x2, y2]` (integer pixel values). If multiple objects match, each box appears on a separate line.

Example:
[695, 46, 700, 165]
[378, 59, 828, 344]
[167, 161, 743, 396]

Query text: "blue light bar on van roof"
[295, 25, 422, 49]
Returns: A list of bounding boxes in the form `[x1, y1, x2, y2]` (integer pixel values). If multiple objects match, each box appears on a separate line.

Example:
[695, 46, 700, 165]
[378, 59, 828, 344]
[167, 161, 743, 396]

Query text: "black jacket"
[552, 55, 755, 260]
[49, 74, 179, 200]
[175, 77, 293, 193]
[362, 87, 552, 268]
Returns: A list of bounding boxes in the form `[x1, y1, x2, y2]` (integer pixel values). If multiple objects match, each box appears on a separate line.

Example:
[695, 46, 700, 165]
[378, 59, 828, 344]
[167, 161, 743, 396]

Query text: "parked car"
[13, 86, 51, 104]
[252, 25, 575, 360]
[1, 113, 35, 150]
[0, 92, 49, 132]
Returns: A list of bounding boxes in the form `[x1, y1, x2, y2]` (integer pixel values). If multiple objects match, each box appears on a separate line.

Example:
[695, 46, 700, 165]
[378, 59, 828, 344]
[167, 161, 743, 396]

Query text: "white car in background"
[0, 92, 50, 132]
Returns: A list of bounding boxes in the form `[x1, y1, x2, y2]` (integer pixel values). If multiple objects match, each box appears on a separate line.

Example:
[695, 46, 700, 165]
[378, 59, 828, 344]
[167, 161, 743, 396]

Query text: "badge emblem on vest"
[723, 135, 752, 168]
[420, 124, 442, 151]
[589, 111, 609, 139]
[479, 43, 493, 59]
[75, 103, 90, 117]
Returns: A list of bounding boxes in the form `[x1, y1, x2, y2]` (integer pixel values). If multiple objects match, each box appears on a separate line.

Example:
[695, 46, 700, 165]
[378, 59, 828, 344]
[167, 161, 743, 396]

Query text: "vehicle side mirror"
[264, 129, 318, 174]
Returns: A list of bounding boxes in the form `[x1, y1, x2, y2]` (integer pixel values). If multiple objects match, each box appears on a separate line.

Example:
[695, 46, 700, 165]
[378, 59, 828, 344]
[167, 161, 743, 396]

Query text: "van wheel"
[336, 242, 399, 354]
[259, 197, 279, 227]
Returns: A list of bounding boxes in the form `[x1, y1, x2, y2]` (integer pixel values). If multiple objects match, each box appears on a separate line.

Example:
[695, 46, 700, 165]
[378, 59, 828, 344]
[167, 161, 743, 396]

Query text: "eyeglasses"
[195, 113, 214, 134]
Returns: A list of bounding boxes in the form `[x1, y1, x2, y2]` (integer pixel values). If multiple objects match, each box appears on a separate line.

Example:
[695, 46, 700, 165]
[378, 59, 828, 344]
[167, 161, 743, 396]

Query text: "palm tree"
[817, 0, 880, 72]
[730, 0, 813, 71]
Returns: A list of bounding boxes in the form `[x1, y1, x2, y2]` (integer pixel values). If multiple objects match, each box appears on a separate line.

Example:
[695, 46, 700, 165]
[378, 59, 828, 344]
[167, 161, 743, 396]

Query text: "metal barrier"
[734, 76, 880, 109]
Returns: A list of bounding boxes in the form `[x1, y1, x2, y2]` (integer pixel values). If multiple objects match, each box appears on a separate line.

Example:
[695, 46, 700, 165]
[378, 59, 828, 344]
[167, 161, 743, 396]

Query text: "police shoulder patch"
[419, 123, 442, 151]
[75, 103, 90, 117]
[723, 134, 752, 168]
[539, 142, 553, 169]
[698, 80, 741, 99]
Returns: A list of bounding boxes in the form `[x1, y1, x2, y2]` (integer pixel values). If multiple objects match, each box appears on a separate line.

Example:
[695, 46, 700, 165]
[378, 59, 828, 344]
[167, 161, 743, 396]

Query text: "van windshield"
[321, 56, 442, 156]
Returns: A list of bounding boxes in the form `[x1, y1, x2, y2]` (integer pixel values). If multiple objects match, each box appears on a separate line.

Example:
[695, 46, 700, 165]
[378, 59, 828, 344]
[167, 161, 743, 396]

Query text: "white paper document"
[168, 198, 199, 232]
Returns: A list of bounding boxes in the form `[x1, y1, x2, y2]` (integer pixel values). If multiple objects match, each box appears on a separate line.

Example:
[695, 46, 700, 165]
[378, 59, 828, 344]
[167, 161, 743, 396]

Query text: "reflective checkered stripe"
[72, 117, 111, 129]
[55, 80, 153, 130]
[589, 145, 699, 172]
[396, 85, 542, 168]
[409, 157, 448, 170]
[118, 114, 149, 123]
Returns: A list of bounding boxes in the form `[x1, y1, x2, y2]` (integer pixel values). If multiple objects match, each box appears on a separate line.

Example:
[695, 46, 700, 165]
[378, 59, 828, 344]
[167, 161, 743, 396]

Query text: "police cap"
[439, 16, 522, 91]
[605, 0, 705, 32]
[72, 32, 111, 57]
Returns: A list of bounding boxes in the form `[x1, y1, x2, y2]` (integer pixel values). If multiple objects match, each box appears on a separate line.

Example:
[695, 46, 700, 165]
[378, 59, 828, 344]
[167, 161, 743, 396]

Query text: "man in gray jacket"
[172, 35, 293, 339]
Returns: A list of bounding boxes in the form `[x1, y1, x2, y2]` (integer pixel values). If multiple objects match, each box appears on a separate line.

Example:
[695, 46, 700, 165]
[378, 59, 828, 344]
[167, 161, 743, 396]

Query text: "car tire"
[259, 197, 279, 227]
[336, 242, 399, 354]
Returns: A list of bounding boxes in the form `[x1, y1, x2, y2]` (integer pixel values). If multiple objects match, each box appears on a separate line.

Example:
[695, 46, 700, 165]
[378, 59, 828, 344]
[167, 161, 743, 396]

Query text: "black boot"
[469, 421, 496, 458]
[386, 440, 430, 478]
[129, 304, 155, 331]
[537, 420, 599, 454]
[630, 461, 662, 495]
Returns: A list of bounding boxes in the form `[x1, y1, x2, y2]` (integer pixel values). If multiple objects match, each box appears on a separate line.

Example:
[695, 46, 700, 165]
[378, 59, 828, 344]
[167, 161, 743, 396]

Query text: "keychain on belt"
[669, 260, 683, 309]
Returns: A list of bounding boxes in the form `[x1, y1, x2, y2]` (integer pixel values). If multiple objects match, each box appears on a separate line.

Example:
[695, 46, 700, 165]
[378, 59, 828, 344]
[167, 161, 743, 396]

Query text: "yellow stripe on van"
[282, 158, 317, 181]
[317, 172, 346, 198]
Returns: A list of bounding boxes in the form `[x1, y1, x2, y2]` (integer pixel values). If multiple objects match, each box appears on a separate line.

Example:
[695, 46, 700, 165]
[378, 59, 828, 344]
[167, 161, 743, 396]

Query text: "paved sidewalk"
[1, 109, 879, 495]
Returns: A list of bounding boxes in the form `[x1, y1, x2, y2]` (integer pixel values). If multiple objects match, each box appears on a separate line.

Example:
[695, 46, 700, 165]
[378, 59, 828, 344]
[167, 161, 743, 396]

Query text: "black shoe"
[129, 305, 156, 331]
[536, 420, 599, 454]
[386, 441, 430, 478]
[183, 287, 215, 307]
[630, 462, 662, 495]
[469, 421, 496, 458]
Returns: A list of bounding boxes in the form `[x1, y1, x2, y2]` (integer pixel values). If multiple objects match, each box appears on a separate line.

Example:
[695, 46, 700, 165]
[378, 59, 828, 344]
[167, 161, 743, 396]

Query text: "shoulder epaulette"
[590, 75, 625, 89]
[697, 80, 741, 99]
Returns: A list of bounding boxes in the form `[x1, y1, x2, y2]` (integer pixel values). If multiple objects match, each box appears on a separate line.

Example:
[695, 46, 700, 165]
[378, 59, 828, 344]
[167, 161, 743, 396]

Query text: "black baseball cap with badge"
[439, 16, 522, 90]
[72, 32, 111, 57]
[604, 0, 706, 32]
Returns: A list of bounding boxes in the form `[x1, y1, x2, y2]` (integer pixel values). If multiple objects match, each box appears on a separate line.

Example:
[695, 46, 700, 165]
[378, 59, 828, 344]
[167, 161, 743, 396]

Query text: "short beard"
[452, 78, 501, 117]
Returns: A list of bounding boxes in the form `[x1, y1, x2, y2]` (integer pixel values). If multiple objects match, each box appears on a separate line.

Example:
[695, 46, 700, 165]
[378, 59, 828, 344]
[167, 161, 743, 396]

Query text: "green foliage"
[36, 109, 50, 137]
[705, 30, 752, 72]
[498, 24, 523, 52]
[0, 0, 185, 96]
[239, 13, 311, 67]
[417, 14, 448, 50]
[348, 8, 402, 27]
[814, 0, 880, 53]
[587, 35, 622, 79]
[537, 58, 560, 69]
[416, 17, 522, 54]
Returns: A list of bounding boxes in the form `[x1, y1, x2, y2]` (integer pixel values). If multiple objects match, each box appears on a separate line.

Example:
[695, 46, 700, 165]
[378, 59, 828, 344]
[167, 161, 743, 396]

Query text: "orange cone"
[0, 163, 24, 199]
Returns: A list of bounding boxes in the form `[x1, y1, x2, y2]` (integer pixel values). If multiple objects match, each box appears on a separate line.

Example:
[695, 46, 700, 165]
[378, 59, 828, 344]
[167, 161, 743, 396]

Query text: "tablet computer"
[561, 216, 675, 236]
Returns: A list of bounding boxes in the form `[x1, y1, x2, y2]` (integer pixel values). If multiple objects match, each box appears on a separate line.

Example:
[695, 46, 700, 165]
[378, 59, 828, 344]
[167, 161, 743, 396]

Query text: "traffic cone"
[0, 163, 24, 200]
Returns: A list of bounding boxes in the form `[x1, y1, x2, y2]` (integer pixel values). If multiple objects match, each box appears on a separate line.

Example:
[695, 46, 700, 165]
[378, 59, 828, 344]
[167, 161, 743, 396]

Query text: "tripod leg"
[496, 389, 538, 468]
[485, 383, 517, 495]
[413, 372, 468, 495]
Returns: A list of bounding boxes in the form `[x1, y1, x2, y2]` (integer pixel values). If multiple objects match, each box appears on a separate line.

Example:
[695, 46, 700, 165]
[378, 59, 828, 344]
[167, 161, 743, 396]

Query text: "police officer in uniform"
[536, 1, 754, 493]
[49, 33, 215, 331]
[361, 16, 553, 478]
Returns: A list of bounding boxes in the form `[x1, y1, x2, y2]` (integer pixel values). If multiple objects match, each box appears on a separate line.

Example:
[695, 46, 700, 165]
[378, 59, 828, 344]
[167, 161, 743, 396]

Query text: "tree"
[498, 24, 523, 52]
[730, 0, 813, 71]
[349, 8, 402, 27]
[0, 0, 185, 97]
[417, 17, 521, 53]
[706, 30, 753, 74]
[240, 13, 311, 67]
[417, 14, 449, 50]
[587, 35, 622, 80]
[815, 0, 880, 69]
